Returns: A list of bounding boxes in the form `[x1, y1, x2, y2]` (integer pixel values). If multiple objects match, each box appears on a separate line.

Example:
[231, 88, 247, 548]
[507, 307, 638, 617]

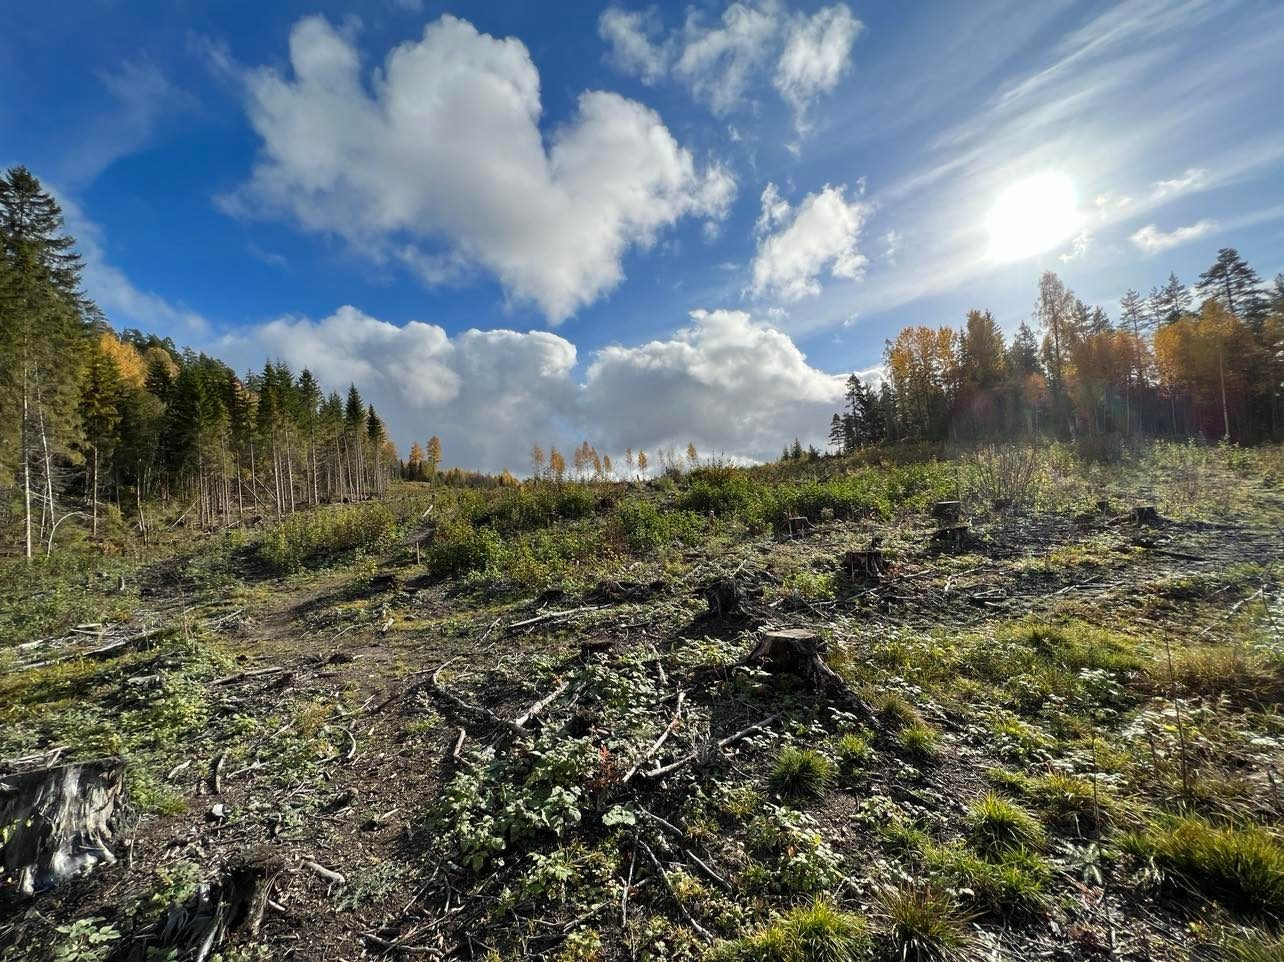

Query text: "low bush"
[257, 502, 396, 572]
[425, 517, 505, 578]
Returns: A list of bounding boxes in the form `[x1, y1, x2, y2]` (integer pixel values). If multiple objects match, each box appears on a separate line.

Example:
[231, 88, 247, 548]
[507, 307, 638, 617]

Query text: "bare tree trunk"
[21, 362, 33, 560]
[35, 375, 56, 548]
[91, 445, 98, 539]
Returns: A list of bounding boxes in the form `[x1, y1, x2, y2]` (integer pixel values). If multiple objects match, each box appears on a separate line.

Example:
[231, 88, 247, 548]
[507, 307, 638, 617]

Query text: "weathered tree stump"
[930, 524, 976, 553]
[930, 501, 962, 522]
[126, 850, 285, 961]
[785, 515, 811, 537]
[1130, 505, 1160, 525]
[745, 629, 848, 696]
[703, 577, 743, 617]
[0, 758, 124, 896]
[842, 548, 888, 581]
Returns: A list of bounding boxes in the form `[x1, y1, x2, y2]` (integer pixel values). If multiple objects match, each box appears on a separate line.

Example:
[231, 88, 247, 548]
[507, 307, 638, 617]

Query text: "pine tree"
[1197, 248, 1266, 326]
[78, 344, 124, 538]
[1150, 272, 1191, 326]
[426, 435, 442, 478]
[828, 413, 846, 452]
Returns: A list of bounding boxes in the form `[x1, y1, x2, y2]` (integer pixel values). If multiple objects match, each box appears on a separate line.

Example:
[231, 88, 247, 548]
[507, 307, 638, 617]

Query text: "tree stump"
[128, 850, 285, 961]
[785, 516, 811, 537]
[930, 525, 976, 553]
[745, 629, 848, 696]
[930, 501, 962, 522]
[1130, 505, 1160, 525]
[0, 758, 124, 896]
[842, 548, 888, 581]
[703, 577, 743, 617]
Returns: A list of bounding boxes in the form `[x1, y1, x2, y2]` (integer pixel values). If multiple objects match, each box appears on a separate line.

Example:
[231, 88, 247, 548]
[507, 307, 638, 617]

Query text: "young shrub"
[425, 518, 504, 578]
[898, 722, 940, 761]
[966, 792, 1045, 855]
[708, 899, 869, 962]
[768, 746, 835, 802]
[881, 886, 976, 962]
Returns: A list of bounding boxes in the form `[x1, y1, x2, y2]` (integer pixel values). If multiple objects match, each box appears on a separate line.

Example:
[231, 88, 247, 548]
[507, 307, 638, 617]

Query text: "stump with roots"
[930, 525, 979, 554]
[745, 629, 851, 698]
[127, 850, 285, 962]
[842, 548, 888, 581]
[703, 577, 743, 617]
[0, 758, 124, 896]
[1130, 505, 1160, 525]
[930, 500, 962, 522]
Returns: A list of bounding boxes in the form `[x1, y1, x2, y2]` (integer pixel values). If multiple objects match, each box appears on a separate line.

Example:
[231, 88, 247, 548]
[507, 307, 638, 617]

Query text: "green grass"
[768, 746, 835, 802]
[834, 731, 872, 770]
[709, 899, 869, 962]
[898, 722, 940, 761]
[881, 886, 976, 961]
[874, 691, 922, 731]
[1124, 817, 1284, 918]
[966, 792, 1046, 855]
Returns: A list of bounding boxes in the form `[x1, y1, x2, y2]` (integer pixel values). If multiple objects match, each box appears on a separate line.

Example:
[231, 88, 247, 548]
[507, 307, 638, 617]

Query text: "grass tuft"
[898, 722, 940, 761]
[709, 898, 869, 962]
[967, 793, 1046, 855]
[1125, 817, 1284, 918]
[768, 746, 836, 802]
[881, 886, 976, 961]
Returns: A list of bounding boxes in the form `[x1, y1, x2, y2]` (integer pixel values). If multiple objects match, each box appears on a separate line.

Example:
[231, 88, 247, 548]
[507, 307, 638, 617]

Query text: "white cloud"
[1129, 218, 1217, 254]
[675, 2, 780, 115]
[750, 183, 868, 300]
[754, 182, 791, 234]
[227, 14, 733, 323]
[774, 5, 863, 132]
[223, 305, 845, 470]
[1151, 167, 1208, 199]
[599, 2, 860, 128]
[598, 7, 670, 85]
[583, 309, 844, 458]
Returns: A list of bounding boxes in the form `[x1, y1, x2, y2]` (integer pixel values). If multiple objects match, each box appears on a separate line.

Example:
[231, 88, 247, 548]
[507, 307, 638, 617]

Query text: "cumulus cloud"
[226, 14, 733, 322]
[774, 5, 863, 131]
[598, 7, 670, 85]
[1129, 218, 1217, 254]
[582, 308, 844, 458]
[1151, 167, 1208, 199]
[750, 183, 868, 300]
[224, 306, 844, 471]
[599, 2, 860, 128]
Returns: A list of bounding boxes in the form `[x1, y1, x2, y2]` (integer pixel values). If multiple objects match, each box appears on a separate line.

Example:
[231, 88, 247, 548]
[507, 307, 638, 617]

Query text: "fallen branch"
[507, 605, 606, 631]
[300, 859, 346, 886]
[642, 713, 781, 780]
[639, 841, 714, 943]
[513, 680, 570, 729]
[623, 691, 686, 784]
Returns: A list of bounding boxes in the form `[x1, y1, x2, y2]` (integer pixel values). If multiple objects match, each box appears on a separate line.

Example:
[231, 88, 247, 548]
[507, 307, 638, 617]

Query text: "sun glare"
[986, 172, 1081, 262]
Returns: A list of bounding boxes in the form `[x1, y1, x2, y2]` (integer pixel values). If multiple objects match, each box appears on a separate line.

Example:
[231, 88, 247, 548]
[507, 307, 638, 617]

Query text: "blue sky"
[4, 0, 1283, 470]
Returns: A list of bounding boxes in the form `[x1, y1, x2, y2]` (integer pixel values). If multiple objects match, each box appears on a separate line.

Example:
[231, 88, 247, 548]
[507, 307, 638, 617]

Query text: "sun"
[986, 172, 1082, 262]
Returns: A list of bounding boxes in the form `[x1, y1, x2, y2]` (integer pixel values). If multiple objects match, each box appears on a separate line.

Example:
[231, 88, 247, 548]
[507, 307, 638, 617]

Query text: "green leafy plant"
[52, 918, 121, 962]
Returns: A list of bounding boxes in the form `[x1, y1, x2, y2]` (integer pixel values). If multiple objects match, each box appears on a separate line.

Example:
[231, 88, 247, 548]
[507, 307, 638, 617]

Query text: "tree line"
[0, 166, 401, 559]
[830, 251, 1284, 451]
